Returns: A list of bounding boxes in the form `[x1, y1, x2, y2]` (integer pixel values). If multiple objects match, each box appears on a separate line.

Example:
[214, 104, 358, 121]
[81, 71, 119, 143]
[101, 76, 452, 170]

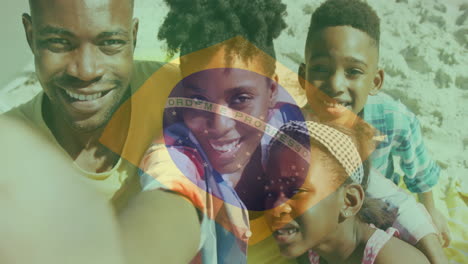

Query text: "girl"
[264, 120, 430, 264]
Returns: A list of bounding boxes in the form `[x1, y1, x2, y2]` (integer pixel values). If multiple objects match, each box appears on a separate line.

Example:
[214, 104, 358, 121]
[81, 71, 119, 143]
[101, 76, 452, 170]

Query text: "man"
[1, 0, 200, 262]
[14, 0, 140, 206]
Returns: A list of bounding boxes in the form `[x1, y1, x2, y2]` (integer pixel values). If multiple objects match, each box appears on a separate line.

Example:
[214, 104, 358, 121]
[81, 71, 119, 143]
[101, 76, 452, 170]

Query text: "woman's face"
[264, 147, 344, 258]
[181, 57, 277, 174]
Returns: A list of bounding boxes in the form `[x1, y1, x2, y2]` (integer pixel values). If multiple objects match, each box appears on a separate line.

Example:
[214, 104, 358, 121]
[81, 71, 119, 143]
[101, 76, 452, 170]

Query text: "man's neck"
[43, 98, 130, 173]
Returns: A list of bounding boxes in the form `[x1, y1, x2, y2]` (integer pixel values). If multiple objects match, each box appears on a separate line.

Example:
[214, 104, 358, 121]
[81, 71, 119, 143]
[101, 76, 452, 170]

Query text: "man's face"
[302, 26, 382, 125]
[23, 0, 138, 132]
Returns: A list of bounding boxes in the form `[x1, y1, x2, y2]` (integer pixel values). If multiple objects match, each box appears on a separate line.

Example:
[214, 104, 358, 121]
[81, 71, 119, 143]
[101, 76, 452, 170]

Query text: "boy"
[298, 0, 450, 263]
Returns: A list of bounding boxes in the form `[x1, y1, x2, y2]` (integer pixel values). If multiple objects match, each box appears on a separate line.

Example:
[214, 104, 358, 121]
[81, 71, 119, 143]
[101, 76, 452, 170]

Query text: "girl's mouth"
[273, 227, 300, 244]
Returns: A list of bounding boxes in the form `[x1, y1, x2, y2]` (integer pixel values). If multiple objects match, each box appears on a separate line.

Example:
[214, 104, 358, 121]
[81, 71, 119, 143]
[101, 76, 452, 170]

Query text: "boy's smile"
[301, 26, 383, 124]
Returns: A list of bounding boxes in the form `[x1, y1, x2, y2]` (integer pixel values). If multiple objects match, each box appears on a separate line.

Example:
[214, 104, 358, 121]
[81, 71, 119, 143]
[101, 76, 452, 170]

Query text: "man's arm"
[119, 190, 201, 264]
[0, 116, 125, 264]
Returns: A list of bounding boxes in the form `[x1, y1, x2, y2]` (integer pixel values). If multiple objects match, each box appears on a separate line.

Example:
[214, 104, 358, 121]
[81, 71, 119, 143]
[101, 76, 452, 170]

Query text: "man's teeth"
[65, 90, 103, 101]
[209, 139, 240, 153]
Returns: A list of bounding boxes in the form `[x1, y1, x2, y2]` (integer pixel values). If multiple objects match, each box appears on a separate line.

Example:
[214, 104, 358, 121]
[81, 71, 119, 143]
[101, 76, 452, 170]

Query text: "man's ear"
[298, 63, 306, 90]
[132, 18, 139, 50]
[369, 68, 384, 96]
[340, 184, 365, 219]
[269, 74, 279, 108]
[22, 13, 34, 53]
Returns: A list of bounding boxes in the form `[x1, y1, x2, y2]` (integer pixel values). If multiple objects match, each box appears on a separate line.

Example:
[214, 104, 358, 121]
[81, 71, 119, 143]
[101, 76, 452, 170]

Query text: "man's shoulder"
[1, 92, 42, 127]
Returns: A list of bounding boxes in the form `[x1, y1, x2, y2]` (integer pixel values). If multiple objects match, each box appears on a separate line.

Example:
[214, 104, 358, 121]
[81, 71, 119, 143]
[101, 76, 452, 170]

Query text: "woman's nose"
[207, 112, 236, 137]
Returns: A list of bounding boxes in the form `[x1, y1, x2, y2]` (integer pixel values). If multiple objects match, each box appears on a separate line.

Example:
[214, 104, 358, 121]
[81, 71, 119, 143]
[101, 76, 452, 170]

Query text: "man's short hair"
[306, 0, 380, 49]
[29, 0, 135, 14]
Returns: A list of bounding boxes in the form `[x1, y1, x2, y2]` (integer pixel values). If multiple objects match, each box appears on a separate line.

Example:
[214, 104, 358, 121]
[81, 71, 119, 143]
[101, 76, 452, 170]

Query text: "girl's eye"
[288, 188, 307, 199]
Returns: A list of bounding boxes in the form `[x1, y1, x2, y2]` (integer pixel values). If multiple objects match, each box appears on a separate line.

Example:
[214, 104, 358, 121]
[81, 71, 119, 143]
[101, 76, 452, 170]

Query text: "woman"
[138, 0, 303, 263]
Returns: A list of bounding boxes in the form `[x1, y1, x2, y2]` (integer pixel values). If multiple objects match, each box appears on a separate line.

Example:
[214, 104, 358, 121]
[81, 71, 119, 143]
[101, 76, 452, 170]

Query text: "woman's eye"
[231, 94, 252, 105]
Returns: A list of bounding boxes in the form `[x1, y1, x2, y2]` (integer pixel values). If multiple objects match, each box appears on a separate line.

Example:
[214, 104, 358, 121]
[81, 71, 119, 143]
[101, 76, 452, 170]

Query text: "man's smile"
[58, 86, 117, 115]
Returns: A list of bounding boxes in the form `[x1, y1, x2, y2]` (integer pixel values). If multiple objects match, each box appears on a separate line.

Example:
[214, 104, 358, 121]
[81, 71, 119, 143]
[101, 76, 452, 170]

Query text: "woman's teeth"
[209, 139, 240, 153]
[65, 90, 103, 101]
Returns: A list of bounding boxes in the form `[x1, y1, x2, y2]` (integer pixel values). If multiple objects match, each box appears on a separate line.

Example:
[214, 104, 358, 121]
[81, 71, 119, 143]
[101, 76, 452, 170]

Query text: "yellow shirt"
[3, 61, 179, 207]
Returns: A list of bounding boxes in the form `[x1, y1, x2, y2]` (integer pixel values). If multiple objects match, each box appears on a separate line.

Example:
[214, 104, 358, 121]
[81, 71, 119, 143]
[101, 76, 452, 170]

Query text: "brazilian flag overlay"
[101, 37, 374, 263]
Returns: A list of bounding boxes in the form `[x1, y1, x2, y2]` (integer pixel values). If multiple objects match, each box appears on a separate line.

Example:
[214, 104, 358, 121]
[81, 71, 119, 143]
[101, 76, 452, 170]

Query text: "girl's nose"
[271, 195, 293, 218]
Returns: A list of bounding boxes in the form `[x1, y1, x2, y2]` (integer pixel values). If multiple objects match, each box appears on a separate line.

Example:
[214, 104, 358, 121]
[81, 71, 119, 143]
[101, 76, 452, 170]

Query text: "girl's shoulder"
[372, 232, 430, 264]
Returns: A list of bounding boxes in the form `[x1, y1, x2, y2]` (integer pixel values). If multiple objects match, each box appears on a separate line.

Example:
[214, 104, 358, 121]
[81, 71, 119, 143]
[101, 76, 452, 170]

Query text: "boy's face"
[301, 26, 383, 124]
[264, 147, 344, 258]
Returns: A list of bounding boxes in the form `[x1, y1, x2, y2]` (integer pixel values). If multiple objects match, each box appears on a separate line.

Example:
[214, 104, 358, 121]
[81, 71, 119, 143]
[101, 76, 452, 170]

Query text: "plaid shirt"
[362, 92, 440, 193]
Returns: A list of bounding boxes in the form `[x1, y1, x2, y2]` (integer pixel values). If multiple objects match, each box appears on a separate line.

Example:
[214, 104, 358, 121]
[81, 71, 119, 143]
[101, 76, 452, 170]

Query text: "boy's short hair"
[306, 0, 381, 50]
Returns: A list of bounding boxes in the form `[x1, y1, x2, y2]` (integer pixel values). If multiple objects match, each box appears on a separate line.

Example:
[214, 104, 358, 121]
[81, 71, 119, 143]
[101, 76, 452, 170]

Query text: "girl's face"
[181, 52, 277, 174]
[264, 147, 345, 258]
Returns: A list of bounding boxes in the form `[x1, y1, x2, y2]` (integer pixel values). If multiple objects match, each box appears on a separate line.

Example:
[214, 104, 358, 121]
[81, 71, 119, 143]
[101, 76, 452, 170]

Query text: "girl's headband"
[272, 121, 364, 184]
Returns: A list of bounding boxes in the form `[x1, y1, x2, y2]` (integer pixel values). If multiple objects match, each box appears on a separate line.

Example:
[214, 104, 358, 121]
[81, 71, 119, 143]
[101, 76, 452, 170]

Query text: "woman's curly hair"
[158, 0, 287, 76]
